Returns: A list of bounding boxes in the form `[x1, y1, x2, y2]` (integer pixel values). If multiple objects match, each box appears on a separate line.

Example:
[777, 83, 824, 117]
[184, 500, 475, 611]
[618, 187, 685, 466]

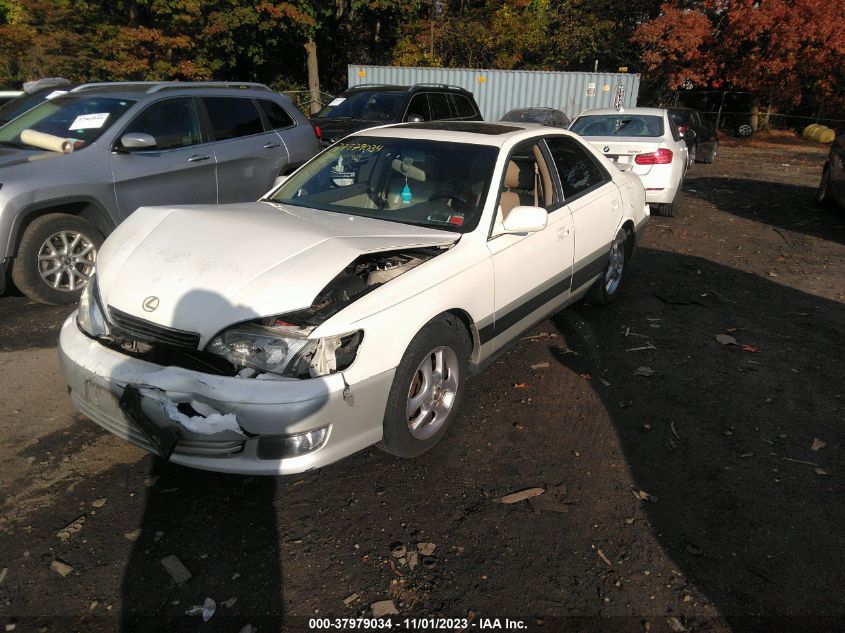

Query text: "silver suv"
[0, 81, 319, 303]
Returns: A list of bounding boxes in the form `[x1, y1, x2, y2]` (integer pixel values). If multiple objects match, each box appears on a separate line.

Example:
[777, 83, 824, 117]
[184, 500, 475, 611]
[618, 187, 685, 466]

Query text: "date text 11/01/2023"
[308, 618, 528, 630]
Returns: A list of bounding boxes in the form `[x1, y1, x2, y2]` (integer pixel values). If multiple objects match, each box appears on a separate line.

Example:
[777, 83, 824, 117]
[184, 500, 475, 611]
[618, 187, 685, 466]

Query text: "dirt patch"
[0, 137, 842, 632]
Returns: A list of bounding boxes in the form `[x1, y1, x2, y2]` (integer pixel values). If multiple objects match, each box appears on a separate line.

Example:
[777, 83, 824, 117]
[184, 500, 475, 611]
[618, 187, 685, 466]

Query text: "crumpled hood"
[0, 146, 64, 170]
[97, 201, 458, 346]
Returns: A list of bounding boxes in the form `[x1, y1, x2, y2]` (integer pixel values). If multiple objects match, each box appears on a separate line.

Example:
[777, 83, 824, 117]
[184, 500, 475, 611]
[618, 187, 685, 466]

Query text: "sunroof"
[399, 121, 521, 135]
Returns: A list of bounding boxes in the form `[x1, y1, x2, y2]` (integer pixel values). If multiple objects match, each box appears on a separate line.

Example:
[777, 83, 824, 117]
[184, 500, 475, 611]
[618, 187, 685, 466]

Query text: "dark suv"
[312, 84, 482, 147]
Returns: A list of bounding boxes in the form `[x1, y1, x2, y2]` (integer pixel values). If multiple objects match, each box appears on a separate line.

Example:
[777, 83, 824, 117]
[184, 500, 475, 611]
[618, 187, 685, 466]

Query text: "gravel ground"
[0, 133, 843, 633]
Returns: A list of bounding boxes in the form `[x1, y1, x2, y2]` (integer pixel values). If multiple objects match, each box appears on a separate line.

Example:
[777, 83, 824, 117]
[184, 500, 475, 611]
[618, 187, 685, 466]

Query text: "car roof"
[577, 107, 667, 117]
[349, 120, 577, 147]
[341, 84, 472, 96]
[507, 107, 559, 113]
[57, 81, 280, 101]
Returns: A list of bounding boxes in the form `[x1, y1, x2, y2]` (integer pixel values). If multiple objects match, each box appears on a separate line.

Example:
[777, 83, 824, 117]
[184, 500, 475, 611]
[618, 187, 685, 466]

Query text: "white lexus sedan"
[59, 121, 649, 475]
[570, 107, 689, 217]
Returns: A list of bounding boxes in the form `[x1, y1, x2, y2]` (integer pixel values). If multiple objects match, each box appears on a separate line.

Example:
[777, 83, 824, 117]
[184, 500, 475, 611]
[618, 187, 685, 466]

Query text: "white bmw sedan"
[570, 107, 689, 217]
[59, 122, 649, 475]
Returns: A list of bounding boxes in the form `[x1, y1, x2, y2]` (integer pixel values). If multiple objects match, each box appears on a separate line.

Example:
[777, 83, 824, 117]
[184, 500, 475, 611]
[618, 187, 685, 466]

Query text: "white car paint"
[571, 107, 688, 208]
[59, 123, 649, 474]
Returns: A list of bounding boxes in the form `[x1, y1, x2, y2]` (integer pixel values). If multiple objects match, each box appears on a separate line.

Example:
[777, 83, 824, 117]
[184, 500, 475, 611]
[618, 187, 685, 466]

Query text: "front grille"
[108, 306, 201, 350]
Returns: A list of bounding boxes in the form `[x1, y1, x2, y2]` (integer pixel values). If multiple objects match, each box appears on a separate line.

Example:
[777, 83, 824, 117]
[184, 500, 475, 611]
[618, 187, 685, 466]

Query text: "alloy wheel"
[37, 230, 96, 292]
[406, 346, 460, 440]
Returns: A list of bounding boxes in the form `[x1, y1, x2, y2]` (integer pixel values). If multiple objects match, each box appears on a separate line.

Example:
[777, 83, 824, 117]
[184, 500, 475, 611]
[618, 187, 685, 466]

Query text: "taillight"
[635, 148, 673, 165]
[313, 125, 321, 139]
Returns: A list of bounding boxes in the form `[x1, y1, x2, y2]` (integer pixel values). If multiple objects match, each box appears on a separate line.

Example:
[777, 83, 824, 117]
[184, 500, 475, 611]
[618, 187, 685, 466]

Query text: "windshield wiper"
[0, 140, 25, 149]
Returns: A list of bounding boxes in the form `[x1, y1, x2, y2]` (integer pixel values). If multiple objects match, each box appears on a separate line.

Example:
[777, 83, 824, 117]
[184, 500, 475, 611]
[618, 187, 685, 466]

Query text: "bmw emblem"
[603, 146, 610, 153]
[142, 296, 160, 312]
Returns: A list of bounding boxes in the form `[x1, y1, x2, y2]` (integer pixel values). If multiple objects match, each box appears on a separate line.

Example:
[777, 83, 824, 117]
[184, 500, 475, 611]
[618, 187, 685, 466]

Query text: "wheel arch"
[620, 219, 636, 258]
[410, 308, 479, 367]
[7, 197, 115, 257]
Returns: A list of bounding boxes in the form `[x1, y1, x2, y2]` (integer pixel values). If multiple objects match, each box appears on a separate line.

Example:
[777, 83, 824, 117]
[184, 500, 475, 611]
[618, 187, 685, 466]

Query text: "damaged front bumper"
[58, 315, 393, 475]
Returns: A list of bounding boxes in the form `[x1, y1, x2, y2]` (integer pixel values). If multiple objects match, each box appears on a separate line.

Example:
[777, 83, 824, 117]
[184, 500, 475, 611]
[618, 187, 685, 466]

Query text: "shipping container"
[347, 65, 640, 122]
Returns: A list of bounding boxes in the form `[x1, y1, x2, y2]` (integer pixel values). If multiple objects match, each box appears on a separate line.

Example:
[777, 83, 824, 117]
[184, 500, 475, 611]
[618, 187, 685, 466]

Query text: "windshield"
[571, 114, 664, 138]
[315, 92, 407, 122]
[0, 96, 135, 150]
[269, 136, 497, 233]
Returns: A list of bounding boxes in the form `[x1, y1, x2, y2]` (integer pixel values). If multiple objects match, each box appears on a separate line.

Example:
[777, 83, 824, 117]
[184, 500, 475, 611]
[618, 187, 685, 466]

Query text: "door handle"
[263, 142, 281, 149]
[187, 154, 211, 162]
[557, 227, 571, 240]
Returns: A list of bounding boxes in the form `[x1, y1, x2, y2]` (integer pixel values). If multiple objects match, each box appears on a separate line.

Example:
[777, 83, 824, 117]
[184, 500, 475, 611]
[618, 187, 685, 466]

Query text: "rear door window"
[406, 93, 431, 121]
[546, 137, 609, 201]
[257, 99, 294, 130]
[203, 97, 264, 141]
[428, 93, 452, 120]
[122, 97, 202, 150]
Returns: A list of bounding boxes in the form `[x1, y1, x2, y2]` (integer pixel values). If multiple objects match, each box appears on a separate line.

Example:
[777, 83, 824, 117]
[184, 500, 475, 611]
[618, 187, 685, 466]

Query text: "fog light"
[256, 426, 329, 460]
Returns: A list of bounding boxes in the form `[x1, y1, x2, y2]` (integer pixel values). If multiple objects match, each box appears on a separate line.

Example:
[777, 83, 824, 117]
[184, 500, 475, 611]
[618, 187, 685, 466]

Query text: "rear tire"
[588, 228, 628, 305]
[651, 200, 677, 217]
[818, 164, 833, 208]
[688, 143, 697, 167]
[11, 213, 103, 305]
[380, 316, 471, 458]
[702, 142, 718, 164]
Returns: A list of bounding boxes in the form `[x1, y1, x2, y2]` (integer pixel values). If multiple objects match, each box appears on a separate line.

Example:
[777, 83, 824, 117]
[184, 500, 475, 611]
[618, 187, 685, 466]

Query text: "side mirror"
[406, 114, 425, 123]
[683, 129, 697, 141]
[501, 205, 548, 234]
[120, 133, 156, 150]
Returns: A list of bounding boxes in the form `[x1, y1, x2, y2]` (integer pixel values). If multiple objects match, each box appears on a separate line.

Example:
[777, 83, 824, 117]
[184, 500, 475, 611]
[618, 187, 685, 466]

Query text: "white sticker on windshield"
[45, 90, 69, 100]
[328, 97, 346, 106]
[69, 113, 110, 130]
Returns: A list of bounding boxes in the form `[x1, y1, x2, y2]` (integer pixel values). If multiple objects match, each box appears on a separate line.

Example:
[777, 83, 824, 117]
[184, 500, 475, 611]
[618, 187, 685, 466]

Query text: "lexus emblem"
[142, 296, 160, 312]
[603, 146, 610, 153]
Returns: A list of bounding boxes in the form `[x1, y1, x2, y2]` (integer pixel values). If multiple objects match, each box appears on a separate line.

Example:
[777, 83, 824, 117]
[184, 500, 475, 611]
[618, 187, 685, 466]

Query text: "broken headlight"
[76, 274, 108, 338]
[206, 323, 362, 378]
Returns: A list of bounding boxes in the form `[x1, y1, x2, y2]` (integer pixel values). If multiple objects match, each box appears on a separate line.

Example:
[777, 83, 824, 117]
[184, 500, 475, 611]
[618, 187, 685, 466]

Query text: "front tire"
[380, 316, 471, 458]
[818, 164, 833, 208]
[588, 227, 628, 305]
[688, 143, 697, 167]
[11, 213, 103, 304]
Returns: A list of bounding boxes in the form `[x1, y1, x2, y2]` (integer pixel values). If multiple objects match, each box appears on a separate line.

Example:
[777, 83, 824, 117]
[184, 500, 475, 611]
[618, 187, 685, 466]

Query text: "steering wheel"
[429, 191, 469, 205]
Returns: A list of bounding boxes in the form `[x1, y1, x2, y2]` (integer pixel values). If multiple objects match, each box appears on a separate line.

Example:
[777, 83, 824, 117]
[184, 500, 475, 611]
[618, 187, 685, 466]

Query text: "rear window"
[203, 97, 264, 140]
[258, 99, 294, 129]
[571, 114, 664, 138]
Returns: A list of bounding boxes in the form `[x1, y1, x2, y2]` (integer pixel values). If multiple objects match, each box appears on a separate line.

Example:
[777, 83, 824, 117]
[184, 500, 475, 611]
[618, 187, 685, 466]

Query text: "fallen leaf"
[815, 468, 830, 476]
[580, 372, 593, 379]
[811, 438, 826, 451]
[634, 366, 655, 377]
[741, 344, 760, 353]
[494, 487, 545, 504]
[530, 362, 550, 370]
[715, 334, 737, 345]
[597, 549, 612, 566]
[513, 382, 527, 389]
[630, 488, 657, 503]
[416, 542, 436, 556]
